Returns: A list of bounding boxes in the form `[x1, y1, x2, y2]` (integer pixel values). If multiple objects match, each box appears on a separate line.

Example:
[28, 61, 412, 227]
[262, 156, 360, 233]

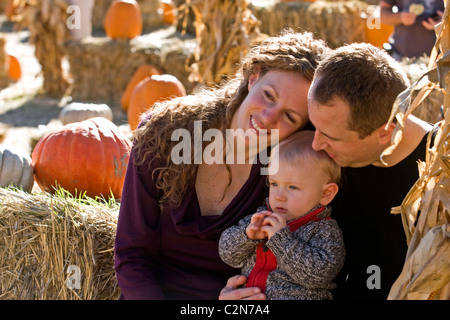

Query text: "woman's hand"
[218, 275, 266, 300]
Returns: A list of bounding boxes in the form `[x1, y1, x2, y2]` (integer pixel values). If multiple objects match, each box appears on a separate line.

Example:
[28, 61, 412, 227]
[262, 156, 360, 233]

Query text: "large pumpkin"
[0, 146, 34, 192]
[31, 117, 132, 200]
[128, 74, 186, 131]
[120, 64, 160, 111]
[103, 0, 142, 39]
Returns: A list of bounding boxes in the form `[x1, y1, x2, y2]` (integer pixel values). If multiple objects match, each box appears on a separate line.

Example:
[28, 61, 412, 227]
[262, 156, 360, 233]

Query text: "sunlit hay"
[0, 187, 120, 299]
[63, 33, 195, 102]
[249, 0, 368, 48]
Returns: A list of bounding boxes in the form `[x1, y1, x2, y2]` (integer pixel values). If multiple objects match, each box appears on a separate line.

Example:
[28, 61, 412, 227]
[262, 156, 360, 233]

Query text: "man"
[307, 43, 433, 299]
[380, 0, 444, 60]
[219, 43, 434, 300]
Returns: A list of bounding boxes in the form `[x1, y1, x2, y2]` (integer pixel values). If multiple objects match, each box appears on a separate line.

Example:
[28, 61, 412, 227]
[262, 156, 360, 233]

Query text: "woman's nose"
[261, 106, 279, 126]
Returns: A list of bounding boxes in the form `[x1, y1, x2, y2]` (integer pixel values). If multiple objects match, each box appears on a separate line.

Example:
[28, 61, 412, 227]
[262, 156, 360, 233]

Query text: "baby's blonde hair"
[270, 130, 341, 184]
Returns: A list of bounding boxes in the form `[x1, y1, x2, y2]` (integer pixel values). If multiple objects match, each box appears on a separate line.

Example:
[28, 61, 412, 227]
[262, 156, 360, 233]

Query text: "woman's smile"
[250, 115, 268, 136]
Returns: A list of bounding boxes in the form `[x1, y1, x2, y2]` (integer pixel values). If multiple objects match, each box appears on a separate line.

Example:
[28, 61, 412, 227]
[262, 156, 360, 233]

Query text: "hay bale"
[64, 30, 196, 102]
[0, 188, 120, 299]
[250, 0, 368, 48]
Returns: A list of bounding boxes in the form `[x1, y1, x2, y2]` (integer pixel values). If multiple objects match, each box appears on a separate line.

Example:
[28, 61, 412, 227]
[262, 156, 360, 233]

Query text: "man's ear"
[378, 122, 395, 145]
[320, 182, 339, 206]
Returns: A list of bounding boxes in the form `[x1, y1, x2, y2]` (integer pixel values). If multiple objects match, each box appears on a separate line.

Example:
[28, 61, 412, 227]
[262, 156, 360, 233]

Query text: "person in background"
[379, 0, 444, 60]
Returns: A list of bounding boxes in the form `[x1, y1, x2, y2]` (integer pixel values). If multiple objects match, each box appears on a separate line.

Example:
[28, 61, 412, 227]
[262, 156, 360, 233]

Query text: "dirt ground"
[0, 15, 129, 155]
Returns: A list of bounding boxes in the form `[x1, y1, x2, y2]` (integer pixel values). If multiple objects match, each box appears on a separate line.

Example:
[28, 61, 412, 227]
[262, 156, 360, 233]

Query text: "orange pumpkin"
[31, 117, 132, 200]
[160, 0, 177, 25]
[8, 54, 21, 81]
[365, 23, 394, 48]
[120, 64, 161, 111]
[363, 6, 394, 48]
[103, 0, 142, 39]
[128, 74, 186, 131]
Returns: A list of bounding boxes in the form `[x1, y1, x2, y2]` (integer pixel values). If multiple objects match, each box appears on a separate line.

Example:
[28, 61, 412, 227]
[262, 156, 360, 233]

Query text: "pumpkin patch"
[31, 117, 132, 200]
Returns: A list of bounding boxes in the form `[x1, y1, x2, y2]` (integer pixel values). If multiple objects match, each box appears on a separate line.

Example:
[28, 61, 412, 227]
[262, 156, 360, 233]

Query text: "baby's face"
[268, 161, 329, 221]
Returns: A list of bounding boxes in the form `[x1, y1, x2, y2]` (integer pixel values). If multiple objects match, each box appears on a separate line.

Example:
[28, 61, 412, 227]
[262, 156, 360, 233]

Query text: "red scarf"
[245, 204, 330, 293]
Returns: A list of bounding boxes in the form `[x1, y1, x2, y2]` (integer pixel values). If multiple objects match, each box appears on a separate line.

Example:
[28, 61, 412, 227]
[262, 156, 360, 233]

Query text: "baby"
[219, 130, 345, 300]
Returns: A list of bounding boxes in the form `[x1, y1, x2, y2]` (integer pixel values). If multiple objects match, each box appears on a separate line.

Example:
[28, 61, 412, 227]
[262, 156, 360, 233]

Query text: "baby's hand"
[246, 211, 271, 240]
[261, 212, 286, 239]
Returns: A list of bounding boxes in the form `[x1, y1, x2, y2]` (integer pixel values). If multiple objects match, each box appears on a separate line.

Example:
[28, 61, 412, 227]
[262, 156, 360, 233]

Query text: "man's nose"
[312, 130, 328, 151]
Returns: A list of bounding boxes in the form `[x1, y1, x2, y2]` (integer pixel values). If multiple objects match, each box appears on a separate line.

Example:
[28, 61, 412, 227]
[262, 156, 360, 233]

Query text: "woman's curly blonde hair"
[132, 29, 330, 211]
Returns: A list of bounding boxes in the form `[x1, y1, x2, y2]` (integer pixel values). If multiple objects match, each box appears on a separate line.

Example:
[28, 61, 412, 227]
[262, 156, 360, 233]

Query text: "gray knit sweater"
[219, 205, 345, 300]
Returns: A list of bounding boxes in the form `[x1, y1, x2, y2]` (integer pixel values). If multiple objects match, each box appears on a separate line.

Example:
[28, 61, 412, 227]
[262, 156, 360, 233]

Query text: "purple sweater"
[114, 150, 269, 299]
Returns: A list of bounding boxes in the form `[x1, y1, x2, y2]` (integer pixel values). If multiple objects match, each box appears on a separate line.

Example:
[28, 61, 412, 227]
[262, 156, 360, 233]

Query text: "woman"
[114, 29, 330, 299]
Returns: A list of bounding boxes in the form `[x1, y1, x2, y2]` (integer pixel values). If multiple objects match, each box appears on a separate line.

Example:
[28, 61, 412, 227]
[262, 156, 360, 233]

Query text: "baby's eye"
[289, 185, 298, 190]
[269, 182, 278, 187]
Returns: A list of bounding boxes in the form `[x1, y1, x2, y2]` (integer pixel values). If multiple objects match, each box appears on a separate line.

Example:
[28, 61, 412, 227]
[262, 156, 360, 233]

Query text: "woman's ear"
[320, 182, 339, 206]
[248, 68, 261, 90]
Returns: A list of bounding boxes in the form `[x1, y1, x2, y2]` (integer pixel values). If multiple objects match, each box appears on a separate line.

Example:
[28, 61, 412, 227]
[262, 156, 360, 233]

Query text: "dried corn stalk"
[384, 0, 450, 300]
[183, 0, 262, 85]
[9, 0, 69, 96]
[0, 37, 9, 88]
